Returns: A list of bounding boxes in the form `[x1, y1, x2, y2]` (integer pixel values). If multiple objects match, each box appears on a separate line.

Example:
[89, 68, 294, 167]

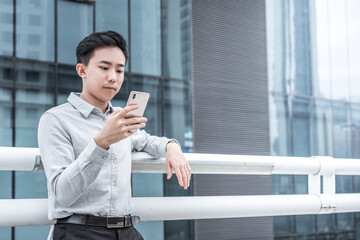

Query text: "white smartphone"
[125, 91, 150, 118]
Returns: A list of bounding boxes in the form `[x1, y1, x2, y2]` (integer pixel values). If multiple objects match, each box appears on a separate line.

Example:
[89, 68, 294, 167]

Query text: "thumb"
[166, 160, 172, 180]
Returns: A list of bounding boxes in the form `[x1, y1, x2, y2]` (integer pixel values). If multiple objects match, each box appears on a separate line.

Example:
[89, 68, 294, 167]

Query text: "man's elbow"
[54, 190, 78, 207]
[53, 181, 79, 207]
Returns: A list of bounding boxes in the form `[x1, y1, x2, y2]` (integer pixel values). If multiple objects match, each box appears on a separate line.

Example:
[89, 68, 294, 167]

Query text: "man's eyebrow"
[99, 60, 124, 67]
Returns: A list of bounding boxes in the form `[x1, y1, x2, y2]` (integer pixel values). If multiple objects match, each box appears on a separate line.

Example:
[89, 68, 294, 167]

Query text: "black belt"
[57, 214, 141, 229]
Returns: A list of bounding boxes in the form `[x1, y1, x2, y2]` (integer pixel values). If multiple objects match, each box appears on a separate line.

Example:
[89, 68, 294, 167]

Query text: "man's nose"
[108, 70, 116, 82]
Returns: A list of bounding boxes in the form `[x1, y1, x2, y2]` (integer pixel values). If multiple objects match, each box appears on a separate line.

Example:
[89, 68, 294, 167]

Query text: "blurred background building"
[0, 0, 360, 239]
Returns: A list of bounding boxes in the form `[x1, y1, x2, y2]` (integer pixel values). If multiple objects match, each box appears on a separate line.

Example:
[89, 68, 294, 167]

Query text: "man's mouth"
[104, 86, 116, 91]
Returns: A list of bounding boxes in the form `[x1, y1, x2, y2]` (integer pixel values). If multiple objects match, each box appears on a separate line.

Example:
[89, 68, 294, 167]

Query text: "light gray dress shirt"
[38, 92, 172, 220]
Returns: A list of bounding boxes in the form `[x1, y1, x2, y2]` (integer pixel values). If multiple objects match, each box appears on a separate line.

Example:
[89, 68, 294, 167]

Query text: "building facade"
[0, 0, 192, 239]
[1, 0, 360, 240]
[268, 0, 360, 239]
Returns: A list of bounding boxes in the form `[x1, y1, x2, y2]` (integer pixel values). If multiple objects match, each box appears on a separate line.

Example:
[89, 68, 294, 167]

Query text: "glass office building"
[2, 0, 360, 239]
[0, 0, 192, 239]
[268, 0, 360, 239]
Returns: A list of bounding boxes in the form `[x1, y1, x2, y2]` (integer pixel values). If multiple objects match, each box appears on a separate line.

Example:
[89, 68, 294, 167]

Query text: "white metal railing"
[1, 147, 360, 227]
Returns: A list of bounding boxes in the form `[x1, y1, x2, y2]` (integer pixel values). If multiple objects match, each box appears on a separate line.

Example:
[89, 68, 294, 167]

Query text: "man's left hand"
[165, 143, 191, 190]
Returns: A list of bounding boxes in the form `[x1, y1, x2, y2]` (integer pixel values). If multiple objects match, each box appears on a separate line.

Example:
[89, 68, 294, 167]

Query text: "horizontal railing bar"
[1, 147, 360, 175]
[1, 194, 360, 227]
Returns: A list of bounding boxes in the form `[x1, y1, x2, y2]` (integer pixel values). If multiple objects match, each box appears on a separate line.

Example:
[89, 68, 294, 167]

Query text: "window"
[57, 0, 94, 64]
[130, 0, 161, 75]
[162, 0, 191, 80]
[27, 34, 40, 45]
[28, 14, 41, 26]
[16, 0, 54, 61]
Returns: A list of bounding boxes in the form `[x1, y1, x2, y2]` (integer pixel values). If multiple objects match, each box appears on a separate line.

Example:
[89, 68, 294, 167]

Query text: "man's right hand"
[94, 104, 147, 150]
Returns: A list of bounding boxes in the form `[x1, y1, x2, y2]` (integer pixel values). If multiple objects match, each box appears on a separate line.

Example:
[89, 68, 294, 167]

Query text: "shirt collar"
[67, 92, 114, 118]
[104, 101, 114, 116]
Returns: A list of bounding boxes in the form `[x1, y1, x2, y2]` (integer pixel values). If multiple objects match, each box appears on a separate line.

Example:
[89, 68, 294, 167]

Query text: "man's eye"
[100, 66, 108, 70]
[117, 70, 123, 73]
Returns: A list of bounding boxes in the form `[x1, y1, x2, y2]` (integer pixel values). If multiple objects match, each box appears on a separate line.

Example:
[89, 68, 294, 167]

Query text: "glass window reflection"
[130, 0, 161, 76]
[295, 215, 315, 234]
[266, 0, 287, 93]
[328, 0, 349, 101]
[58, 0, 93, 64]
[296, 236, 316, 240]
[269, 94, 291, 156]
[15, 61, 54, 147]
[0, 1, 13, 56]
[57, 65, 82, 104]
[292, 0, 312, 96]
[164, 80, 192, 152]
[336, 176, 353, 194]
[273, 175, 293, 195]
[318, 234, 336, 240]
[16, 0, 54, 61]
[337, 213, 355, 231]
[95, 0, 128, 41]
[351, 103, 360, 158]
[95, 0, 129, 72]
[162, 0, 191, 80]
[294, 175, 307, 194]
[332, 101, 351, 158]
[313, 0, 331, 99]
[0, 58, 13, 146]
[348, 0, 360, 103]
[274, 216, 295, 235]
[292, 97, 311, 157]
[317, 214, 336, 233]
[269, 0, 360, 238]
[313, 99, 332, 156]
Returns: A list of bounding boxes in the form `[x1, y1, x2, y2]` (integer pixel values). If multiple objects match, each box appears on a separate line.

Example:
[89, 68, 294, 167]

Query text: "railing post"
[310, 156, 336, 214]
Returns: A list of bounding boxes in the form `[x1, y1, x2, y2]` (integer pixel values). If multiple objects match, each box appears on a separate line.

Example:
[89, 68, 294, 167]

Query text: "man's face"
[80, 46, 126, 104]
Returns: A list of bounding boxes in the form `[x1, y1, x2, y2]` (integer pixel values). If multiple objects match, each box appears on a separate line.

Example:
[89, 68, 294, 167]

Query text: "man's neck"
[80, 92, 108, 113]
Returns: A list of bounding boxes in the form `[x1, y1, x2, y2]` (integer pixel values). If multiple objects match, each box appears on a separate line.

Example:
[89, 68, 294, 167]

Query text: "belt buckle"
[124, 215, 132, 227]
[106, 217, 125, 229]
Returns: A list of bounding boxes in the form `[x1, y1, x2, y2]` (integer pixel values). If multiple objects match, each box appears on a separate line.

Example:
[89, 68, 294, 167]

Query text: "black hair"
[76, 31, 129, 65]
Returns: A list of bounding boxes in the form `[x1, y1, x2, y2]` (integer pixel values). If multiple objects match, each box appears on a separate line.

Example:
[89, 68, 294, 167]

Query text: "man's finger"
[180, 167, 188, 189]
[118, 104, 139, 118]
[186, 163, 191, 186]
[187, 163, 191, 176]
[174, 168, 183, 187]
[166, 160, 172, 180]
[123, 116, 147, 126]
[124, 122, 146, 132]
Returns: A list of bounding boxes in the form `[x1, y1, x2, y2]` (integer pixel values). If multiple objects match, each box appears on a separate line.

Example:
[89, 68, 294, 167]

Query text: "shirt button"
[102, 156, 107, 160]
[113, 181, 117, 187]
[103, 118, 106, 122]
[111, 204, 115, 209]
[113, 159, 117, 164]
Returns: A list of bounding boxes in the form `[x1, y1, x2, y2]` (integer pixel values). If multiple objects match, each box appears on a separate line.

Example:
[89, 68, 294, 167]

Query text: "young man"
[38, 31, 191, 240]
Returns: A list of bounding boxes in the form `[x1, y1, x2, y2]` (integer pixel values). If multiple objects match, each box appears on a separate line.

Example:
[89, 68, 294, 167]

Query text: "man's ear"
[76, 63, 87, 79]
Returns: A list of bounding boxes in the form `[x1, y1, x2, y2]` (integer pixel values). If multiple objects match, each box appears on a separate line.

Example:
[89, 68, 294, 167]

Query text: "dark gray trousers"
[53, 223, 144, 240]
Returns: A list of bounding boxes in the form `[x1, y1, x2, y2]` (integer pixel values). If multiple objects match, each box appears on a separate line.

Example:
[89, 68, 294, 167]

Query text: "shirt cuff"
[165, 139, 181, 152]
[90, 138, 110, 164]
